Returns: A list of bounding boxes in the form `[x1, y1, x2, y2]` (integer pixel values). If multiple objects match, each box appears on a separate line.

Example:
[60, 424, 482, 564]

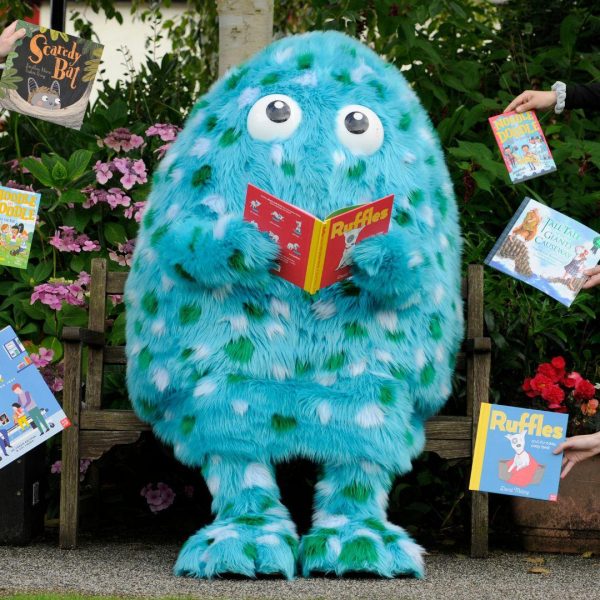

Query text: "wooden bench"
[59, 258, 491, 556]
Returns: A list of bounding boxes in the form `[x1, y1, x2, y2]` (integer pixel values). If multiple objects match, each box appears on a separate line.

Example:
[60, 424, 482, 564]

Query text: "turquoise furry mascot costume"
[125, 31, 462, 579]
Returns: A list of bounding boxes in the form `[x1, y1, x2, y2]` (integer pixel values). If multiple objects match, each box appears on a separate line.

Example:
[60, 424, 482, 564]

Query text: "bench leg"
[470, 490, 489, 557]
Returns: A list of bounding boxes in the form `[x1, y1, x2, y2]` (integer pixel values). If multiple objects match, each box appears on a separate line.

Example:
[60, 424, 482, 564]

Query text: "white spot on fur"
[141, 247, 156, 264]
[129, 341, 142, 356]
[312, 300, 337, 319]
[418, 127, 435, 145]
[166, 204, 180, 221]
[224, 314, 248, 333]
[151, 319, 165, 336]
[360, 461, 382, 474]
[376, 490, 388, 511]
[193, 345, 211, 360]
[441, 383, 450, 397]
[356, 528, 381, 542]
[327, 536, 342, 558]
[317, 401, 332, 425]
[152, 368, 170, 392]
[194, 379, 217, 397]
[238, 86, 260, 108]
[270, 298, 290, 320]
[435, 344, 445, 363]
[164, 410, 175, 422]
[265, 506, 288, 518]
[314, 512, 349, 528]
[403, 151, 417, 164]
[408, 251, 424, 269]
[349, 359, 367, 376]
[213, 214, 234, 240]
[434, 284, 445, 305]
[272, 364, 289, 381]
[191, 137, 211, 158]
[375, 350, 395, 364]
[333, 149, 345, 165]
[211, 525, 239, 543]
[243, 463, 274, 489]
[201, 194, 226, 215]
[212, 285, 233, 301]
[355, 404, 385, 428]
[161, 274, 174, 292]
[439, 233, 449, 249]
[351, 61, 374, 83]
[316, 373, 337, 386]
[415, 348, 426, 369]
[398, 539, 425, 573]
[442, 180, 453, 197]
[420, 205, 435, 227]
[398, 292, 421, 310]
[210, 455, 222, 466]
[206, 475, 220, 495]
[159, 151, 178, 172]
[315, 480, 335, 497]
[293, 71, 318, 86]
[376, 310, 398, 332]
[188, 110, 205, 128]
[271, 144, 283, 166]
[263, 521, 288, 533]
[257, 534, 280, 546]
[170, 168, 184, 184]
[266, 322, 285, 339]
[231, 400, 248, 416]
[274, 46, 294, 63]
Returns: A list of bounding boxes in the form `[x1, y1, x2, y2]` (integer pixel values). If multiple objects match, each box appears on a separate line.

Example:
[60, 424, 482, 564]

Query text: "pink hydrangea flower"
[145, 123, 181, 142]
[109, 239, 136, 267]
[51, 460, 62, 474]
[123, 201, 146, 222]
[140, 482, 176, 513]
[109, 294, 124, 305]
[31, 272, 90, 311]
[154, 143, 172, 160]
[49, 226, 100, 253]
[94, 160, 113, 184]
[1, 179, 35, 192]
[100, 128, 144, 152]
[112, 158, 148, 190]
[30, 347, 54, 368]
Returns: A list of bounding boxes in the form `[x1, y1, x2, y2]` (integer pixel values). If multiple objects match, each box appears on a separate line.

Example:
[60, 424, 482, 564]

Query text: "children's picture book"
[0, 20, 104, 130]
[0, 326, 71, 470]
[489, 110, 556, 184]
[470, 403, 568, 501]
[0, 185, 41, 269]
[244, 184, 393, 293]
[485, 197, 600, 307]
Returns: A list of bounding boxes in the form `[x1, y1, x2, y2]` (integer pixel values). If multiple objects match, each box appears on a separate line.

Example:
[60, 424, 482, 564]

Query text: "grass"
[1, 595, 198, 600]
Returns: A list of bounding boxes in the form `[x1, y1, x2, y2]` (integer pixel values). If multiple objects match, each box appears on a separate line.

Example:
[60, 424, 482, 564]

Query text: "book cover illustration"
[0, 20, 104, 130]
[0, 326, 70, 470]
[470, 403, 568, 501]
[244, 184, 393, 293]
[489, 110, 556, 184]
[485, 197, 600, 307]
[0, 185, 41, 269]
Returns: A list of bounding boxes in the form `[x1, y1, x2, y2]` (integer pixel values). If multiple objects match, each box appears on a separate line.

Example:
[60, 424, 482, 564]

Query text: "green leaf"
[104, 222, 127, 245]
[40, 336, 64, 362]
[22, 158, 54, 187]
[67, 149, 93, 181]
[59, 189, 87, 205]
[51, 161, 68, 183]
[32, 262, 53, 283]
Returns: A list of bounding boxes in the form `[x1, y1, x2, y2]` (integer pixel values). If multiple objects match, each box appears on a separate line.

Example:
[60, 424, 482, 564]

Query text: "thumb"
[516, 101, 536, 113]
[553, 440, 572, 454]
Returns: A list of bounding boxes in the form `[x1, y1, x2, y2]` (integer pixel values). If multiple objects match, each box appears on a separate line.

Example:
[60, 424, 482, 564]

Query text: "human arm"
[553, 431, 600, 478]
[583, 266, 600, 289]
[505, 82, 600, 114]
[564, 83, 600, 111]
[0, 21, 26, 62]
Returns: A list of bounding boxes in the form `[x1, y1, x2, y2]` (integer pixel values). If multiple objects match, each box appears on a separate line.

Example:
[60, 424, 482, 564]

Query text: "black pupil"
[266, 100, 291, 123]
[345, 111, 369, 134]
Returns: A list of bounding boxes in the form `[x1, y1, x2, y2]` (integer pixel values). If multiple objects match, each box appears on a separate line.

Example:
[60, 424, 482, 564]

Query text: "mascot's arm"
[155, 212, 280, 288]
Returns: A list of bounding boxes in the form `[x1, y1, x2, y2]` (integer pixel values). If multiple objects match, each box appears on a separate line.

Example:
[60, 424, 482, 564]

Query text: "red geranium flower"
[562, 371, 582, 388]
[541, 384, 565, 405]
[574, 379, 596, 401]
[551, 356, 566, 370]
[522, 377, 539, 398]
[537, 362, 560, 382]
[530, 373, 554, 393]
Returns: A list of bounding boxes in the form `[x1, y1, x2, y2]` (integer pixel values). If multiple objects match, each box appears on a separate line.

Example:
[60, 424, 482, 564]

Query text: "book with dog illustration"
[485, 197, 600, 307]
[0, 21, 103, 130]
[489, 111, 556, 184]
[0, 185, 41, 269]
[0, 326, 71, 470]
[470, 403, 568, 501]
[244, 184, 393, 294]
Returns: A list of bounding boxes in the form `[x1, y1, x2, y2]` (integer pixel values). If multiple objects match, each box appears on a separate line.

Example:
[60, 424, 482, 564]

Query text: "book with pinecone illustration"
[0, 20, 103, 130]
[485, 197, 600, 307]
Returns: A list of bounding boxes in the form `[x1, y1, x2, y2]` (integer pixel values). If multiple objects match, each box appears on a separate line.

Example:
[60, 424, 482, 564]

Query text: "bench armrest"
[61, 326, 106, 347]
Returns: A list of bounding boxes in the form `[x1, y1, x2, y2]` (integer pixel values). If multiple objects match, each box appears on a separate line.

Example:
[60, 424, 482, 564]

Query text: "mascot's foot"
[300, 517, 425, 578]
[174, 514, 299, 579]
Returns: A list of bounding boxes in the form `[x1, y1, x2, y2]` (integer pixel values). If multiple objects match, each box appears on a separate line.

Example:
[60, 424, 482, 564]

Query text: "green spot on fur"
[436, 252, 445, 269]
[341, 483, 372, 503]
[297, 53, 313, 69]
[409, 189, 424, 206]
[192, 165, 212, 187]
[224, 337, 255, 364]
[364, 518, 387, 532]
[404, 428, 414, 446]
[398, 113, 412, 131]
[284, 534, 299, 558]
[174, 263, 195, 282]
[380, 385, 395, 406]
[228, 250, 251, 272]
[435, 188, 448, 217]
[142, 207, 156, 228]
[243, 543, 258, 560]
[426, 155, 436, 166]
[134, 321, 143, 335]
[386, 330, 406, 343]
[429, 316, 443, 340]
[243, 302, 266, 320]
[205, 114, 218, 131]
[344, 322, 368, 338]
[334, 70, 352, 85]
[179, 304, 202, 325]
[368, 79, 386, 100]
[383, 533, 401, 544]
[324, 352, 346, 371]
[181, 415, 195, 435]
[261, 72, 281, 85]
[181, 348, 194, 360]
[136, 398, 160, 423]
[225, 67, 247, 90]
[340, 280, 361, 296]
[302, 533, 328, 560]
[142, 292, 158, 316]
[192, 368, 209, 382]
[271, 414, 297, 433]
[281, 161, 296, 177]
[295, 360, 313, 376]
[235, 514, 266, 526]
[394, 211, 411, 227]
[339, 537, 378, 568]
[318, 528, 339, 536]
[227, 373, 248, 384]
[390, 365, 408, 380]
[421, 363, 436, 386]
[259, 496, 278, 511]
[220, 128, 241, 147]
[347, 160, 366, 180]
[139, 347, 152, 371]
[150, 224, 169, 246]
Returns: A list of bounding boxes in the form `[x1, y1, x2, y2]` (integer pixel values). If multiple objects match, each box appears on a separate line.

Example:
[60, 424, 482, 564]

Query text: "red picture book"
[244, 184, 393, 293]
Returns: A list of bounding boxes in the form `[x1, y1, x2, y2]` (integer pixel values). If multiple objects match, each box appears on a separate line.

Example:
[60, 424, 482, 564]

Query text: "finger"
[582, 273, 600, 289]
[515, 100, 538, 114]
[561, 460, 575, 479]
[504, 93, 529, 113]
[583, 266, 600, 276]
[5, 21, 18, 36]
[8, 29, 26, 44]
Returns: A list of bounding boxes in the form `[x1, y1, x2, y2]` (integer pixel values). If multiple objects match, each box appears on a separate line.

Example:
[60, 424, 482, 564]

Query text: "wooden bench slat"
[104, 346, 127, 364]
[425, 416, 472, 440]
[424, 438, 472, 459]
[106, 271, 128, 294]
[80, 430, 143, 461]
[80, 410, 150, 432]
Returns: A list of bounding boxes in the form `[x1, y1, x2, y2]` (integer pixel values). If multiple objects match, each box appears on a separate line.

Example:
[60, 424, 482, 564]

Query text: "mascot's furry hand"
[155, 214, 279, 288]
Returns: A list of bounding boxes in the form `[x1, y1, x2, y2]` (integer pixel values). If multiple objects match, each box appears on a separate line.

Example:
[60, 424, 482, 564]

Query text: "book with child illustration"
[244, 184, 393, 293]
[470, 403, 567, 501]
[485, 197, 600, 307]
[0, 20, 104, 130]
[0, 185, 41, 269]
[489, 110, 556, 184]
[0, 326, 70, 470]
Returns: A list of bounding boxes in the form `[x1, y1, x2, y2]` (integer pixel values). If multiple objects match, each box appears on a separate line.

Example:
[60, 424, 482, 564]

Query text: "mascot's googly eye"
[336, 104, 384, 156]
[247, 94, 302, 141]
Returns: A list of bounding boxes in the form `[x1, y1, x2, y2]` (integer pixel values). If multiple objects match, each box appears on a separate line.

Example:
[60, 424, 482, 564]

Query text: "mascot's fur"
[125, 31, 462, 579]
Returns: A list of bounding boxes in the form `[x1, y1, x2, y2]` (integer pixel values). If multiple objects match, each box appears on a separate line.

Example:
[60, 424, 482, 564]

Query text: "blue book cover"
[0, 325, 70, 470]
[485, 197, 600, 307]
[470, 403, 568, 501]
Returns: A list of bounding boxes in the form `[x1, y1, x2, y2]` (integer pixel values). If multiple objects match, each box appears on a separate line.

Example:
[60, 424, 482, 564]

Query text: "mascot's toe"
[174, 514, 299, 579]
[300, 518, 425, 578]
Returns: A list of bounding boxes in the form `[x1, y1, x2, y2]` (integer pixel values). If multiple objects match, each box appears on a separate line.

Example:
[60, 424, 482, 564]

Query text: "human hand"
[0, 21, 26, 62]
[504, 90, 557, 114]
[582, 266, 600, 289]
[553, 432, 600, 478]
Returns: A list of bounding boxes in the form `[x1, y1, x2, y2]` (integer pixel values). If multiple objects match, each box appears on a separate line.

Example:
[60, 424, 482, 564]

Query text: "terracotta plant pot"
[511, 454, 600, 553]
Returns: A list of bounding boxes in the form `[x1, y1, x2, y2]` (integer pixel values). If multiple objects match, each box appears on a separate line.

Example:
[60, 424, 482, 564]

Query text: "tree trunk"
[217, 0, 274, 77]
